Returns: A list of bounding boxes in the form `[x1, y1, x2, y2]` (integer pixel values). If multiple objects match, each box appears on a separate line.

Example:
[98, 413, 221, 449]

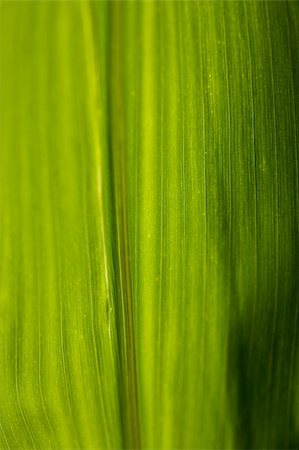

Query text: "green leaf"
[0, 1, 298, 449]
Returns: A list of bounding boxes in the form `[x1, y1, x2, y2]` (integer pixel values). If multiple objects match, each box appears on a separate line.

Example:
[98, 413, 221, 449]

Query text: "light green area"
[0, 1, 298, 449]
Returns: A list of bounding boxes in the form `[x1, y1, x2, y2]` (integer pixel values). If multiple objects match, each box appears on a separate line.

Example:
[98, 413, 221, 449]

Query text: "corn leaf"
[0, 1, 298, 449]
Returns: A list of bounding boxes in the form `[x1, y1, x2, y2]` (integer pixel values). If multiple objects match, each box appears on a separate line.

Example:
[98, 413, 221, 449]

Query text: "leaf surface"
[0, 1, 298, 448]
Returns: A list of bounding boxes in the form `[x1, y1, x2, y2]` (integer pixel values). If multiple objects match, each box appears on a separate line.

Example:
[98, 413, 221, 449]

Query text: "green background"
[0, 1, 298, 448]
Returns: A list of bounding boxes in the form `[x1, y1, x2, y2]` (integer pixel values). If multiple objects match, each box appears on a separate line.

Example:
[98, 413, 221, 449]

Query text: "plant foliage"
[0, 1, 298, 449]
